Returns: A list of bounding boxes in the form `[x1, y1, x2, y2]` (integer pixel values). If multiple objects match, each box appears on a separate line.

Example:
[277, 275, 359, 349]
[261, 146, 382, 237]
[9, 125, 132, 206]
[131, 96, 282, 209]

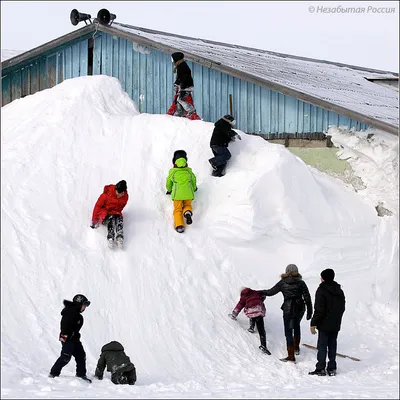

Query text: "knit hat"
[285, 264, 298, 274]
[171, 52, 184, 63]
[172, 150, 187, 164]
[115, 180, 127, 193]
[222, 114, 236, 126]
[321, 268, 335, 283]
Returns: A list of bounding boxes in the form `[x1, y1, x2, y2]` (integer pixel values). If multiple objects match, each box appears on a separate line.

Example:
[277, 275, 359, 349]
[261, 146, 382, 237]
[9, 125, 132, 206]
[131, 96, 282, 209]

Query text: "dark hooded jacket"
[59, 300, 84, 342]
[174, 61, 194, 90]
[261, 272, 313, 319]
[311, 281, 345, 332]
[210, 119, 237, 147]
[95, 341, 136, 379]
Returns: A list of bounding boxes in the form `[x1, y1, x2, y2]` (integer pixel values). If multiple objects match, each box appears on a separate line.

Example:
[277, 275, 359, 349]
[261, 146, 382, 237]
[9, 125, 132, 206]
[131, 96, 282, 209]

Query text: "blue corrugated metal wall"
[2, 31, 369, 135]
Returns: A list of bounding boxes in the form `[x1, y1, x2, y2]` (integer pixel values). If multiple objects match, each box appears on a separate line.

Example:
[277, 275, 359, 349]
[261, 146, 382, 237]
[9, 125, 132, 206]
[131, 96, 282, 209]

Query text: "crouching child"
[94, 341, 137, 385]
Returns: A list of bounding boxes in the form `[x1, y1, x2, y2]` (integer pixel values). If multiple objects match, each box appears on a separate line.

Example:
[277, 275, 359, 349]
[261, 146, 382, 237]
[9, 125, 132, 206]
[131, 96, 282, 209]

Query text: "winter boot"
[176, 225, 185, 233]
[259, 345, 271, 355]
[248, 318, 256, 333]
[308, 369, 327, 376]
[294, 336, 300, 355]
[116, 235, 124, 249]
[208, 159, 218, 171]
[279, 345, 296, 362]
[184, 211, 193, 225]
[108, 237, 115, 249]
[327, 369, 337, 376]
[76, 375, 92, 383]
[48, 373, 57, 378]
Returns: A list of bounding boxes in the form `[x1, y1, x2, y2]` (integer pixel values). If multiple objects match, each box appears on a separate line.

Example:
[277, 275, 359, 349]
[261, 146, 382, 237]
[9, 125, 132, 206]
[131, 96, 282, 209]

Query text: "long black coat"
[210, 119, 237, 147]
[261, 274, 313, 319]
[59, 300, 84, 342]
[174, 61, 194, 90]
[95, 341, 136, 379]
[311, 281, 345, 332]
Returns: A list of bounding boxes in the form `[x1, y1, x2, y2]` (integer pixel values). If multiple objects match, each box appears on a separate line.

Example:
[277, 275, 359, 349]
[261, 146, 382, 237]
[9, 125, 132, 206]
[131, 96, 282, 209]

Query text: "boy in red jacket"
[90, 180, 128, 248]
[229, 287, 270, 354]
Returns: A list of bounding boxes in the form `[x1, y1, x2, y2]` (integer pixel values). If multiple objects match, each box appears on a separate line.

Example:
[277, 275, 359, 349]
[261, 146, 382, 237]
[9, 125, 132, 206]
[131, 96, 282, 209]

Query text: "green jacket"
[166, 158, 197, 200]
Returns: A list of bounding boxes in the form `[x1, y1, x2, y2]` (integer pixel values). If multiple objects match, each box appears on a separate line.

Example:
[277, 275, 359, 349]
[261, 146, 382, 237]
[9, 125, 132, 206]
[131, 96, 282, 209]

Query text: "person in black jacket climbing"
[260, 264, 312, 363]
[309, 268, 346, 376]
[49, 294, 92, 382]
[209, 114, 241, 177]
[94, 341, 137, 385]
[167, 51, 200, 120]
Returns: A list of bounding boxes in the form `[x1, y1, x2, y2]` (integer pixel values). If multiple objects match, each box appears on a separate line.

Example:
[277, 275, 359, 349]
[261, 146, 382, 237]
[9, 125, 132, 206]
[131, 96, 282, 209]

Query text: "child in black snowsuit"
[209, 115, 241, 176]
[49, 294, 92, 382]
[94, 341, 137, 385]
[167, 51, 200, 120]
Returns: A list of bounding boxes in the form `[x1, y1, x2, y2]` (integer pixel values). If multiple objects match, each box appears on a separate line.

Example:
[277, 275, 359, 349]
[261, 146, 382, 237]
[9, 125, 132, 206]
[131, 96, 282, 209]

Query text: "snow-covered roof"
[110, 23, 398, 134]
[2, 23, 398, 134]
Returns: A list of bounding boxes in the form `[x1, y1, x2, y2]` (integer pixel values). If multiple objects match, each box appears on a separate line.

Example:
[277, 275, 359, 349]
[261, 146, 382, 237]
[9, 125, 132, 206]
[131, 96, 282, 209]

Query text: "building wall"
[2, 32, 370, 136]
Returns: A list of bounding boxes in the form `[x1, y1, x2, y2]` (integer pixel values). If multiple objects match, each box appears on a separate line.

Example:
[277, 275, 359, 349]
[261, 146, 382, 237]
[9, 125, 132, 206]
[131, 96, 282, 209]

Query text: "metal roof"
[2, 23, 398, 134]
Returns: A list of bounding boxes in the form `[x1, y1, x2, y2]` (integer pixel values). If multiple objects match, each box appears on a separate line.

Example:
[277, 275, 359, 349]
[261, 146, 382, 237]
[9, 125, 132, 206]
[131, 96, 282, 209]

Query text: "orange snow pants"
[173, 200, 192, 227]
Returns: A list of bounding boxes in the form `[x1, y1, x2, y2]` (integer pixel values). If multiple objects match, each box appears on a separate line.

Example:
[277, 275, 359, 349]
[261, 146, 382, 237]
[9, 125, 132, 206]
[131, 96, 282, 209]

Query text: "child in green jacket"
[166, 150, 197, 233]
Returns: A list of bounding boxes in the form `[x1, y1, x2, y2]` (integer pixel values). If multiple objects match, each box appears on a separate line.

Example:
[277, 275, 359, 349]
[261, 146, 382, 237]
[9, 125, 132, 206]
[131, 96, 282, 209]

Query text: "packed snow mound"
[1, 76, 398, 398]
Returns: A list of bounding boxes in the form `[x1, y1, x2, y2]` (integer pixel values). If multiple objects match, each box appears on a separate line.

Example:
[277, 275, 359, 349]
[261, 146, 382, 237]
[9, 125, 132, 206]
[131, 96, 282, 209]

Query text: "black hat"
[171, 52, 184, 63]
[172, 150, 187, 164]
[73, 294, 90, 307]
[222, 114, 236, 126]
[115, 180, 127, 193]
[321, 268, 335, 283]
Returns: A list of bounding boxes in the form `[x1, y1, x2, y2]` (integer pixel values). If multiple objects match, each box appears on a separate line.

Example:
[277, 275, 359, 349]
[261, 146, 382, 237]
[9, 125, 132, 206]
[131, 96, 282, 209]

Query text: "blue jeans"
[283, 315, 301, 347]
[209, 146, 231, 168]
[316, 330, 339, 371]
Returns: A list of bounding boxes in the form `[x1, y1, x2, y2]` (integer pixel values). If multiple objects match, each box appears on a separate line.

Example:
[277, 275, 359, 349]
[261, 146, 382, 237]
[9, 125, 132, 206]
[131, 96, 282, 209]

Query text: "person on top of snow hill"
[90, 180, 128, 248]
[308, 268, 345, 377]
[228, 287, 270, 354]
[94, 341, 137, 385]
[49, 294, 92, 383]
[166, 52, 201, 120]
[259, 264, 313, 363]
[166, 150, 197, 233]
[209, 115, 241, 177]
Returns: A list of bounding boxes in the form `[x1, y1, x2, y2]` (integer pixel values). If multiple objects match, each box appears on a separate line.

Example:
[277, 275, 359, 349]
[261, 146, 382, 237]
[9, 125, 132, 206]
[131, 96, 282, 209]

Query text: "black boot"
[308, 369, 326, 376]
[184, 211, 193, 225]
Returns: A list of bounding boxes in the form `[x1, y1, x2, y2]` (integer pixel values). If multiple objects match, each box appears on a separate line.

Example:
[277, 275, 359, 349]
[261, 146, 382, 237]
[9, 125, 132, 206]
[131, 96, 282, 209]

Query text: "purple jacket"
[232, 288, 266, 319]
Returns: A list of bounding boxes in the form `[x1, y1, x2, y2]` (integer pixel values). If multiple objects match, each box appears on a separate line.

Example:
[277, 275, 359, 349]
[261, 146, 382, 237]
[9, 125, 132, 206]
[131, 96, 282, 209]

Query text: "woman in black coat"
[261, 264, 312, 362]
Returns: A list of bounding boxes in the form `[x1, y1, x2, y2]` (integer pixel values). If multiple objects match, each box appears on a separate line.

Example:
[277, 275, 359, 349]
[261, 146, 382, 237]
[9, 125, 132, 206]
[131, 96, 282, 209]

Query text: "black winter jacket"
[311, 281, 345, 332]
[95, 341, 136, 379]
[210, 119, 237, 147]
[174, 61, 194, 90]
[261, 273, 313, 319]
[59, 300, 84, 342]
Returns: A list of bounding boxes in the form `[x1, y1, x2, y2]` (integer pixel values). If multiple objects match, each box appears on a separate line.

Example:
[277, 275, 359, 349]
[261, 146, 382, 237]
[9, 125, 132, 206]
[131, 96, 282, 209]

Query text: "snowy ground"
[1, 76, 399, 399]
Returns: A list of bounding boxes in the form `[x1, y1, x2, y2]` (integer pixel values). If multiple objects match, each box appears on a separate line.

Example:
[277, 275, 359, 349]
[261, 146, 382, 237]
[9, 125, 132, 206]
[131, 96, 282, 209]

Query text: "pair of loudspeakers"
[70, 8, 116, 26]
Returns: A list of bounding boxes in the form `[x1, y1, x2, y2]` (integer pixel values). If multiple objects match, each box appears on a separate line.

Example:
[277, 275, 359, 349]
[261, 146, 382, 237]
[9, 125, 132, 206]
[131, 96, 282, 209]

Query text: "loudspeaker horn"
[70, 9, 92, 26]
[97, 8, 116, 26]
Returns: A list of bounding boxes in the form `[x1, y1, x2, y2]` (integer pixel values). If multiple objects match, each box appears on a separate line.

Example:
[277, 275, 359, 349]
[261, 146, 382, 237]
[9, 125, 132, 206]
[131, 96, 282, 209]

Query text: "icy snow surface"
[1, 75, 399, 398]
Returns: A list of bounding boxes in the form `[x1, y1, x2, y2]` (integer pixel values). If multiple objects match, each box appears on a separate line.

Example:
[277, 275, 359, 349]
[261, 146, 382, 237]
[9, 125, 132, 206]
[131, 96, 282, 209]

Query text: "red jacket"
[92, 184, 129, 224]
[232, 288, 266, 319]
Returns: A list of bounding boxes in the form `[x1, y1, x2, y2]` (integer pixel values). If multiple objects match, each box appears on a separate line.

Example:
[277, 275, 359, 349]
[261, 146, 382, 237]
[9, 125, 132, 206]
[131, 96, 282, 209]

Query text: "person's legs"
[126, 366, 137, 385]
[209, 146, 231, 168]
[327, 331, 339, 372]
[248, 318, 256, 332]
[106, 215, 115, 241]
[293, 317, 301, 355]
[254, 316, 266, 348]
[182, 200, 193, 224]
[283, 316, 294, 347]
[115, 215, 124, 242]
[49, 341, 74, 377]
[315, 331, 329, 371]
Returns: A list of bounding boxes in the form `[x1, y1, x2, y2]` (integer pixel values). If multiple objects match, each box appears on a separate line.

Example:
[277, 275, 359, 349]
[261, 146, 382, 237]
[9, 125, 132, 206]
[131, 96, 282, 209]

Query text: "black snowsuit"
[174, 60, 194, 90]
[311, 281, 346, 372]
[50, 300, 87, 377]
[261, 273, 312, 348]
[95, 341, 137, 385]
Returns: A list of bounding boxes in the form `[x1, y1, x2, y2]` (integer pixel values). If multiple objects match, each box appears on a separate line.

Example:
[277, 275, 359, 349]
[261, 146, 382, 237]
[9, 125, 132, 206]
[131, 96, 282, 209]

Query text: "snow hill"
[1, 75, 399, 399]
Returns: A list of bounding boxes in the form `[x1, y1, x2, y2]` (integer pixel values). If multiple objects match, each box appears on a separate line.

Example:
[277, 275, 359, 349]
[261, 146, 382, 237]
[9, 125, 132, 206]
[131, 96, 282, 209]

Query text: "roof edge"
[1, 25, 95, 71]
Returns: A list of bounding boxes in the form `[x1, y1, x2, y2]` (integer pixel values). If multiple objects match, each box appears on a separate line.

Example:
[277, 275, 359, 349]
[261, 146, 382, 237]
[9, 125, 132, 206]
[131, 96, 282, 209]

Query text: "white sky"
[1, 75, 399, 398]
[1, 1, 399, 72]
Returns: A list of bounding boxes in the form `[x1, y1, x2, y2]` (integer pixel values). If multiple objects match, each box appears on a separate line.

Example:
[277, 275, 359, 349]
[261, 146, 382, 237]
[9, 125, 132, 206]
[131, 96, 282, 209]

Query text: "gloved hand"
[59, 334, 68, 343]
[228, 313, 237, 320]
[166, 191, 171, 195]
[90, 222, 99, 229]
[310, 326, 317, 335]
[307, 312, 312, 321]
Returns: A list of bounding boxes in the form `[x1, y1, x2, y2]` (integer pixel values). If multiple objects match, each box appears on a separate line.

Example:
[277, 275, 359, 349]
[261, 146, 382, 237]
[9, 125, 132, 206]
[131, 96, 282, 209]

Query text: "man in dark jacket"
[49, 295, 91, 382]
[209, 115, 241, 177]
[309, 268, 346, 376]
[166, 52, 200, 120]
[260, 264, 312, 362]
[94, 341, 137, 385]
